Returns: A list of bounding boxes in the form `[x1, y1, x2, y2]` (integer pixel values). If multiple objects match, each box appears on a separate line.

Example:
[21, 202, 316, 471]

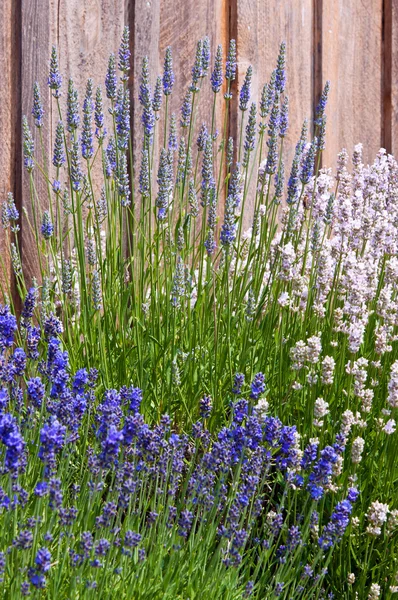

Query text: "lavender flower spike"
[118, 26, 131, 82]
[225, 39, 237, 82]
[48, 46, 62, 97]
[163, 46, 175, 96]
[211, 44, 223, 93]
[32, 82, 44, 127]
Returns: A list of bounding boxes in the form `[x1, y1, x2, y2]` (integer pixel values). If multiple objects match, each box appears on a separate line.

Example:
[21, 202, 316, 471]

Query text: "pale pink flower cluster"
[366, 501, 390, 536]
[387, 361, 398, 408]
[351, 437, 365, 464]
[313, 397, 329, 427]
[289, 335, 322, 370]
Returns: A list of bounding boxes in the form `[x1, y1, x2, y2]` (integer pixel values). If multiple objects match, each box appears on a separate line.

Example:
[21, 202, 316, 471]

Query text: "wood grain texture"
[233, 0, 314, 219]
[20, 0, 52, 283]
[386, 0, 398, 157]
[0, 0, 20, 300]
[158, 0, 229, 131]
[130, 0, 228, 168]
[57, 0, 126, 195]
[19, 0, 126, 282]
[320, 0, 383, 167]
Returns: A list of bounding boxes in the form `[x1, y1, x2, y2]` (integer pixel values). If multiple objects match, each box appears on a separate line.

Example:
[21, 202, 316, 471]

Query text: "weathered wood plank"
[233, 0, 314, 217]
[20, 0, 126, 282]
[20, 0, 52, 283]
[57, 0, 127, 195]
[0, 0, 20, 300]
[130, 0, 229, 227]
[321, 0, 383, 167]
[130, 0, 229, 152]
[385, 0, 398, 157]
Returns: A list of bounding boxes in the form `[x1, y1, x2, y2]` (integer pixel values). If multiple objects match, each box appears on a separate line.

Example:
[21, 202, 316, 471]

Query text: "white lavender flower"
[368, 583, 381, 599]
[313, 398, 329, 427]
[366, 501, 390, 536]
[351, 437, 365, 464]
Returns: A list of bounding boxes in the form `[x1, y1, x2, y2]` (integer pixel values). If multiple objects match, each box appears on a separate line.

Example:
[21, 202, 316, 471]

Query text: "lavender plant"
[1, 28, 398, 597]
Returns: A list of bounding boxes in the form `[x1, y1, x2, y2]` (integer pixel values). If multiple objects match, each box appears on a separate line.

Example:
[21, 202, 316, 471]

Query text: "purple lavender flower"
[225, 39, 237, 82]
[163, 46, 175, 96]
[279, 96, 289, 137]
[0, 413, 26, 473]
[114, 87, 130, 150]
[152, 76, 163, 114]
[0, 389, 9, 413]
[10, 347, 26, 377]
[197, 123, 208, 152]
[94, 86, 105, 140]
[232, 373, 245, 394]
[41, 211, 54, 240]
[21, 287, 37, 324]
[118, 26, 130, 81]
[243, 102, 256, 166]
[318, 498, 354, 549]
[22, 117, 34, 172]
[70, 141, 83, 191]
[260, 72, 275, 118]
[220, 192, 236, 247]
[139, 146, 150, 197]
[27, 377, 45, 409]
[315, 80, 330, 126]
[201, 36, 211, 76]
[2, 193, 19, 232]
[48, 46, 62, 97]
[124, 530, 141, 548]
[239, 65, 252, 112]
[39, 417, 66, 475]
[44, 316, 63, 341]
[211, 44, 223, 93]
[105, 54, 117, 101]
[275, 41, 286, 93]
[178, 509, 193, 537]
[190, 40, 203, 92]
[99, 426, 123, 468]
[180, 90, 193, 128]
[156, 148, 173, 221]
[106, 137, 117, 173]
[66, 79, 80, 132]
[139, 57, 155, 140]
[250, 372, 265, 400]
[35, 548, 51, 573]
[26, 326, 41, 360]
[32, 82, 44, 127]
[81, 81, 94, 159]
[0, 305, 17, 350]
[199, 395, 212, 419]
[53, 121, 66, 168]
[168, 113, 178, 151]
[300, 138, 318, 184]
[204, 183, 217, 255]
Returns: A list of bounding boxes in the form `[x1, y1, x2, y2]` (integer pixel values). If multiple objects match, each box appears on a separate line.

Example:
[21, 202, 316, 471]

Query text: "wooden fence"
[1, 0, 398, 290]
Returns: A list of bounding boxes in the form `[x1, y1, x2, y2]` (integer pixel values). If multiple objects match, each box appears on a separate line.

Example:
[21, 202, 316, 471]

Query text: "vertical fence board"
[20, 0, 52, 283]
[158, 0, 229, 131]
[131, 1, 229, 155]
[233, 0, 314, 219]
[321, 0, 383, 167]
[388, 0, 398, 156]
[20, 1, 126, 282]
[57, 0, 126, 197]
[0, 0, 19, 299]
[131, 0, 229, 222]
